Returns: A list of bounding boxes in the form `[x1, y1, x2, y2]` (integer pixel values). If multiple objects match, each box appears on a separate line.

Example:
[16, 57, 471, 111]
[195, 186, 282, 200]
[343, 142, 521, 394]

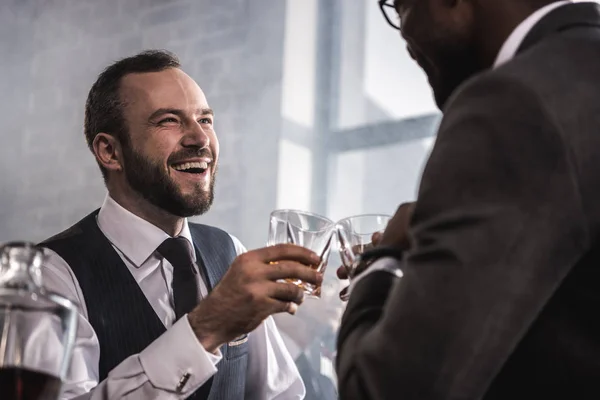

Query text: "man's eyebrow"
[200, 107, 214, 116]
[148, 107, 214, 120]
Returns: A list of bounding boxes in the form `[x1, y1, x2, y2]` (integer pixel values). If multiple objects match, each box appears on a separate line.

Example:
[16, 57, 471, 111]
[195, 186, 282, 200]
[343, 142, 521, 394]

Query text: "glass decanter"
[0, 242, 78, 400]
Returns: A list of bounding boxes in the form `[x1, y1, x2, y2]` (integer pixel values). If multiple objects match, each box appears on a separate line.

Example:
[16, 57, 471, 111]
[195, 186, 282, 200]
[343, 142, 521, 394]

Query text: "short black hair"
[84, 50, 181, 179]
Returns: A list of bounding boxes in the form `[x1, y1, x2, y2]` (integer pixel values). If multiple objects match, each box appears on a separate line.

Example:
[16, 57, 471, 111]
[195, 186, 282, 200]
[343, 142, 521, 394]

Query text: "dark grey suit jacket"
[337, 3, 600, 399]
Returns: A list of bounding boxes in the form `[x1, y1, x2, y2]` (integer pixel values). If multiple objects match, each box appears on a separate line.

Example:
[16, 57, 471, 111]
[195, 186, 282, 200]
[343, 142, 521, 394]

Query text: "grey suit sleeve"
[336, 73, 589, 400]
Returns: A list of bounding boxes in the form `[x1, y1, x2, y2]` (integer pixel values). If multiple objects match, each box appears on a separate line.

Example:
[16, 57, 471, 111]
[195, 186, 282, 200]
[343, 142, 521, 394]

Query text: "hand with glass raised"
[337, 202, 416, 300]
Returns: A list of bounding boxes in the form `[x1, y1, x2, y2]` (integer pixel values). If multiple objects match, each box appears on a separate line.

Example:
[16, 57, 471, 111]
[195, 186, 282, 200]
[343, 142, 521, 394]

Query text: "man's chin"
[160, 175, 215, 217]
[176, 194, 214, 217]
[430, 80, 449, 110]
[168, 205, 210, 218]
[145, 189, 211, 218]
[433, 90, 451, 110]
[432, 77, 467, 111]
[434, 64, 485, 110]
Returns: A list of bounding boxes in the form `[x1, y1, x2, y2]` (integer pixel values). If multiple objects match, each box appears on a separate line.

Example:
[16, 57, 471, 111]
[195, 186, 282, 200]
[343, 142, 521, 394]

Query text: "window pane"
[336, 0, 439, 130]
[277, 139, 313, 210]
[281, 0, 318, 128]
[328, 137, 435, 221]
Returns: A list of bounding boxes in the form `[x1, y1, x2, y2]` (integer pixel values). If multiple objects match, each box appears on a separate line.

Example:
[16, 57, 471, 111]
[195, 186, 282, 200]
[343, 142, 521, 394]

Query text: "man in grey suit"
[336, 1, 600, 399]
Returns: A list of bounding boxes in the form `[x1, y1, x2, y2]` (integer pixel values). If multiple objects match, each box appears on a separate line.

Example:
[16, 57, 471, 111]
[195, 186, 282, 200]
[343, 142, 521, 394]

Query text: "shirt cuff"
[348, 257, 403, 296]
[138, 315, 222, 395]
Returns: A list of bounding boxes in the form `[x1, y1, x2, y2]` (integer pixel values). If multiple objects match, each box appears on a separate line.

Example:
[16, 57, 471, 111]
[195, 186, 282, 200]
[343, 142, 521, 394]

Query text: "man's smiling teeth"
[173, 161, 208, 171]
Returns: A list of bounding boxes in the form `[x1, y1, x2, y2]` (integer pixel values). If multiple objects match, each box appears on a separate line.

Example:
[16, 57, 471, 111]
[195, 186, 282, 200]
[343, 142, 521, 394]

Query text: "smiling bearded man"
[39, 50, 322, 400]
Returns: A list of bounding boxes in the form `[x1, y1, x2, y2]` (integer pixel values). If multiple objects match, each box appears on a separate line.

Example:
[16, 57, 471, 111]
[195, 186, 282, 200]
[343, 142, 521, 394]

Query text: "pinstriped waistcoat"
[42, 210, 248, 400]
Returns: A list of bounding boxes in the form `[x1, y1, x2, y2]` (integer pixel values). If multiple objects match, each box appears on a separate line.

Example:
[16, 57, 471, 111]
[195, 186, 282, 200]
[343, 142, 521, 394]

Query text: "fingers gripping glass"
[336, 214, 390, 301]
[336, 214, 391, 281]
[379, 0, 401, 30]
[268, 210, 335, 298]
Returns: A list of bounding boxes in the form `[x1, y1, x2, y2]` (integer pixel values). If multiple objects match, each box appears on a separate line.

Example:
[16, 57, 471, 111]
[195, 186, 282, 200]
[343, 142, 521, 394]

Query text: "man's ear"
[92, 133, 124, 173]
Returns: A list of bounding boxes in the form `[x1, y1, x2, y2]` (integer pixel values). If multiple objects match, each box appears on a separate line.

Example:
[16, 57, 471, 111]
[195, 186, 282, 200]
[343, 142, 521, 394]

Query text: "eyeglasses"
[379, 0, 401, 31]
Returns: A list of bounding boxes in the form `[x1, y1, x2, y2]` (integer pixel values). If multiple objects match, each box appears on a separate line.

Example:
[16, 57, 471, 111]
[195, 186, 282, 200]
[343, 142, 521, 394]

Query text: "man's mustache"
[168, 148, 213, 164]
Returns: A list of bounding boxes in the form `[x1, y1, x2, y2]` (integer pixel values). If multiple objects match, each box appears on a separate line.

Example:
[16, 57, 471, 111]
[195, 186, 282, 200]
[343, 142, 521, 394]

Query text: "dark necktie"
[156, 237, 199, 320]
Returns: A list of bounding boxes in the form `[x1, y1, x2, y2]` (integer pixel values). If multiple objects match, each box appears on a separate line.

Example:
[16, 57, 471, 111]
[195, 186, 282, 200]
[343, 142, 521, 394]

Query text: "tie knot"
[156, 237, 195, 270]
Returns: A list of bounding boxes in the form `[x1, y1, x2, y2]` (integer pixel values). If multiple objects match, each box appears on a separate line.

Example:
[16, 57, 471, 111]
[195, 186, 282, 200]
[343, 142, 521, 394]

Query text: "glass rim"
[336, 213, 392, 224]
[270, 209, 335, 234]
[270, 209, 334, 224]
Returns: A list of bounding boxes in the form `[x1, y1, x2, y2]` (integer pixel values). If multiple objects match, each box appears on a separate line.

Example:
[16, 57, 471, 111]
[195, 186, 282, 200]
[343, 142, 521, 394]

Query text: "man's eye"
[199, 118, 213, 125]
[159, 117, 179, 124]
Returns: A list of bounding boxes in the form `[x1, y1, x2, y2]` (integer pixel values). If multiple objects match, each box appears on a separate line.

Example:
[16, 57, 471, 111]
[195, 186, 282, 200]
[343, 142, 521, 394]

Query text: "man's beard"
[429, 40, 482, 110]
[409, 23, 482, 110]
[121, 145, 216, 218]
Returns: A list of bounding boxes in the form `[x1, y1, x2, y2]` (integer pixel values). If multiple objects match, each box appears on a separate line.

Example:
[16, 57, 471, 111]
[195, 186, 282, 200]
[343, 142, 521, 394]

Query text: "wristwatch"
[352, 246, 405, 278]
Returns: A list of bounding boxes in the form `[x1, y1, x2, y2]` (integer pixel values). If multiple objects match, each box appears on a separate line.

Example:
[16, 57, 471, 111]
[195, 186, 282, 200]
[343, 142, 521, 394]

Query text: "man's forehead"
[120, 69, 207, 109]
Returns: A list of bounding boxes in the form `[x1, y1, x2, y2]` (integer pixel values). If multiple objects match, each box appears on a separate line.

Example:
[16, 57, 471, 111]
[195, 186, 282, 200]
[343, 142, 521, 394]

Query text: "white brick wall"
[0, 0, 287, 249]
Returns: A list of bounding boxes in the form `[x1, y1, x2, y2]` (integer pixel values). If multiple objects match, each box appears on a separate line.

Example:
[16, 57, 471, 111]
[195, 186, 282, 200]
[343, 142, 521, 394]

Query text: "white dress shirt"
[42, 195, 305, 399]
[494, 1, 571, 68]
[350, 1, 575, 296]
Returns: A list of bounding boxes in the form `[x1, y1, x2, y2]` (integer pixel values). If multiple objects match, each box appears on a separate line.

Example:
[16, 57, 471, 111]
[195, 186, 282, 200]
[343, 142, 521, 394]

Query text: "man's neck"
[108, 186, 184, 237]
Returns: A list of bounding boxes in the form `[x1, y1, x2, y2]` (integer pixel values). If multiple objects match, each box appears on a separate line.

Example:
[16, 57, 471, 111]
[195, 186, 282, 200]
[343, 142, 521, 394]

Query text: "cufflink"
[176, 372, 191, 393]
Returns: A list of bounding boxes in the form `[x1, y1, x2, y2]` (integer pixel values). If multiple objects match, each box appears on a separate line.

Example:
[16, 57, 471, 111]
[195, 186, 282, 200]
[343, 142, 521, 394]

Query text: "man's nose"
[182, 121, 210, 149]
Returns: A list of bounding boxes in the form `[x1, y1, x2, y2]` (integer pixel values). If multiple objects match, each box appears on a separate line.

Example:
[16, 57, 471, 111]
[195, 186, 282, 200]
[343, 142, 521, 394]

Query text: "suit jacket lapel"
[518, 2, 600, 56]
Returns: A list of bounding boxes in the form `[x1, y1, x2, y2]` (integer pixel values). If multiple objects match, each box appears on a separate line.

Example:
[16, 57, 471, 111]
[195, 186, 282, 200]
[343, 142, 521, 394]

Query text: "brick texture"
[0, 0, 286, 248]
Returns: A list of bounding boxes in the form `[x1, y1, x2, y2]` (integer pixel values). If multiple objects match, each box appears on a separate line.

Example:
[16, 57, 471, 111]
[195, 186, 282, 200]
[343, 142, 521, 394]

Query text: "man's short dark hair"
[84, 50, 181, 179]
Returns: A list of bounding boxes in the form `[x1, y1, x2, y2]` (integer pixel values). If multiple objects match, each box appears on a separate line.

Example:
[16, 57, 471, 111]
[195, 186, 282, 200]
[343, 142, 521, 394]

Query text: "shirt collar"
[494, 1, 571, 68]
[97, 194, 196, 268]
